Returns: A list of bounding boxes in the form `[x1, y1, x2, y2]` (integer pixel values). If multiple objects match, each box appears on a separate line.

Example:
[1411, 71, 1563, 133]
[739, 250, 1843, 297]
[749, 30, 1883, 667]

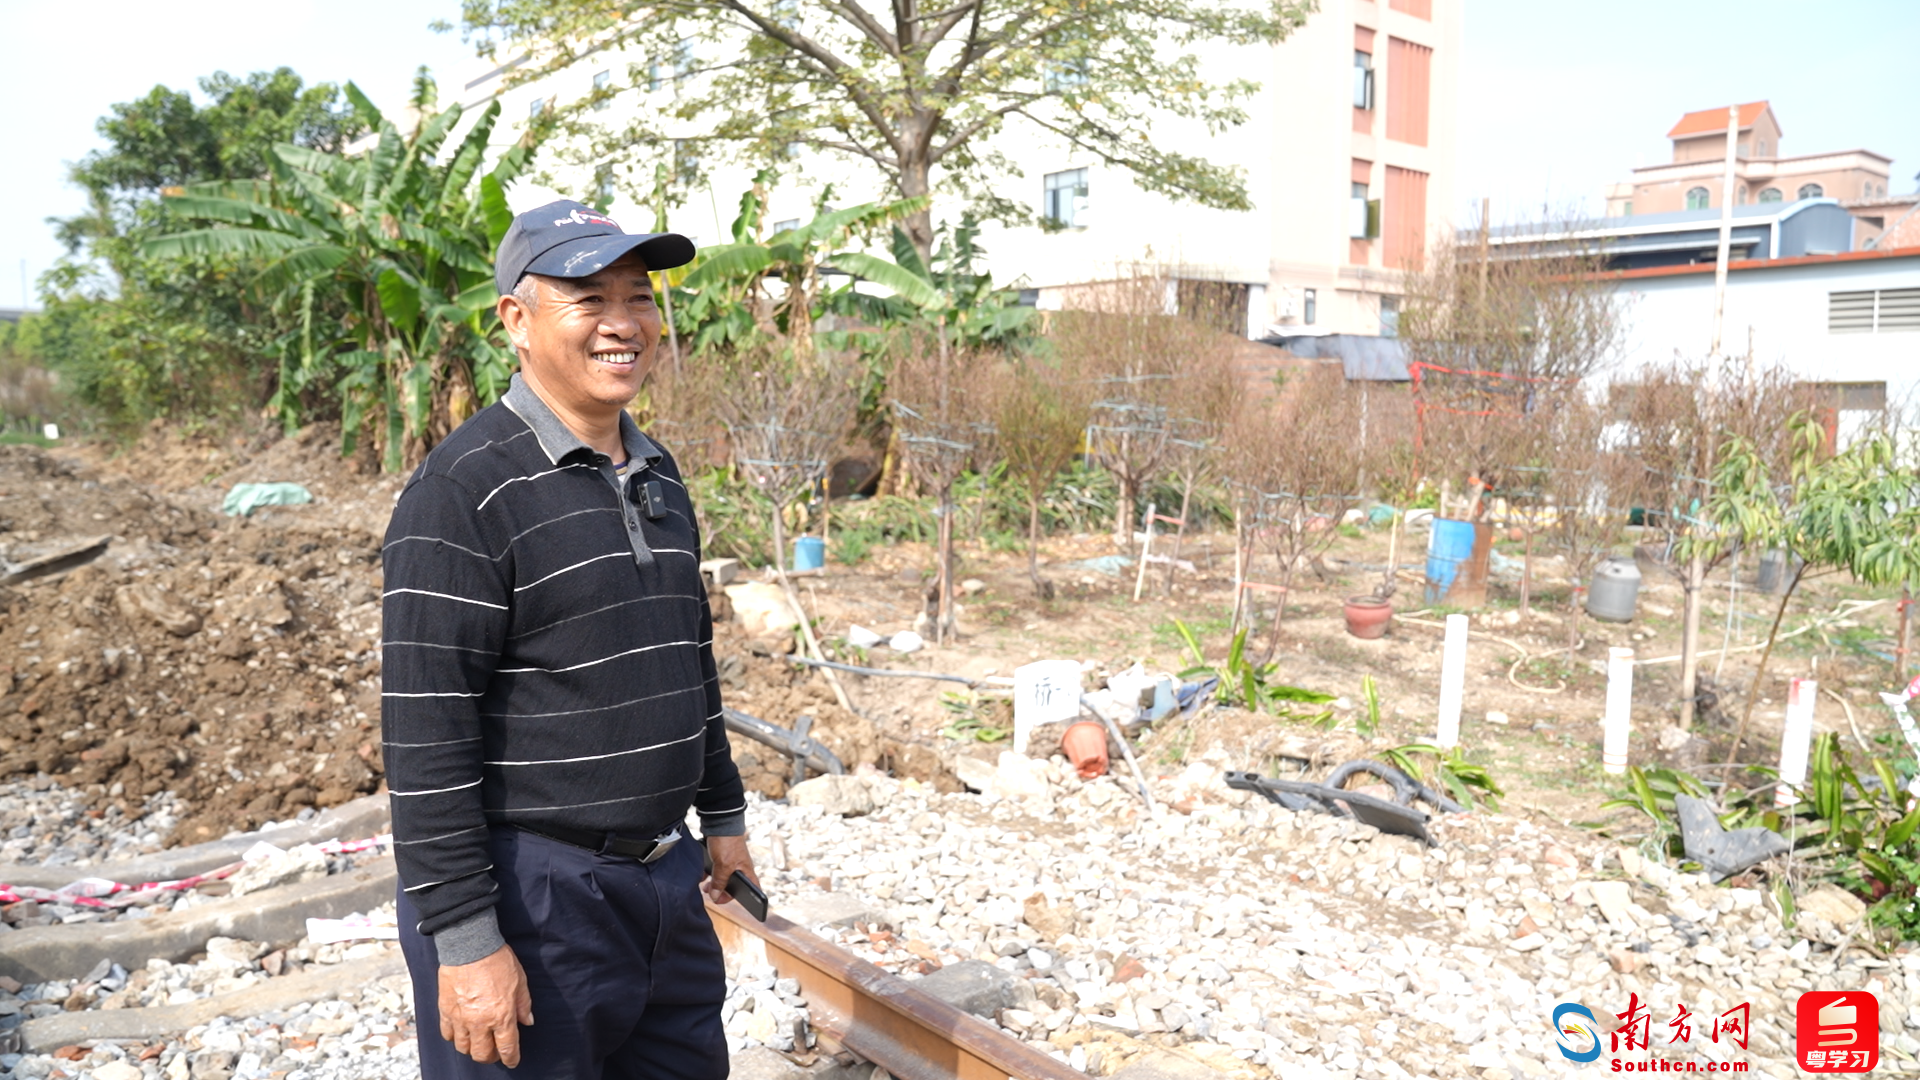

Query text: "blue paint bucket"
[792, 535, 826, 571]
[1424, 518, 1478, 605]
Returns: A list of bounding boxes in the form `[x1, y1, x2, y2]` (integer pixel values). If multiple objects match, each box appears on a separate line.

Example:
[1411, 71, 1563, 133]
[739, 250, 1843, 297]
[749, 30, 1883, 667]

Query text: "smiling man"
[381, 200, 758, 1079]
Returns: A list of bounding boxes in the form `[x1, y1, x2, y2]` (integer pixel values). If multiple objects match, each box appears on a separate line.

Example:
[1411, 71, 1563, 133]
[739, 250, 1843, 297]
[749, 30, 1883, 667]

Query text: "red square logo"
[1796, 991, 1879, 1073]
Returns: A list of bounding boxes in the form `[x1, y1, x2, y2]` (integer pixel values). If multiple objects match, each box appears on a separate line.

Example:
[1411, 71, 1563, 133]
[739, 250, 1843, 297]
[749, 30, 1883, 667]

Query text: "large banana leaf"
[683, 243, 776, 289]
[825, 252, 945, 308]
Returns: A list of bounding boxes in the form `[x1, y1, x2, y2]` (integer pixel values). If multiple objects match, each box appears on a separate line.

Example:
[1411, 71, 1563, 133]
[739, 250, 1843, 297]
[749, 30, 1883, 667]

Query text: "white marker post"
[1776, 677, 1817, 808]
[1602, 647, 1635, 775]
[1436, 613, 1468, 749]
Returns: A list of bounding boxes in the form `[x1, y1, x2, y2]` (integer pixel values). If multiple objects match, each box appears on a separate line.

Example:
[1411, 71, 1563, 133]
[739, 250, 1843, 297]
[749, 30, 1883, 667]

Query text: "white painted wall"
[1606, 254, 1920, 405]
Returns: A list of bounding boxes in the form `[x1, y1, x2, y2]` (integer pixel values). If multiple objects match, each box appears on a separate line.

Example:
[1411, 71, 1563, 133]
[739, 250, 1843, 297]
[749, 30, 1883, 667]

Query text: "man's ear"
[498, 290, 533, 351]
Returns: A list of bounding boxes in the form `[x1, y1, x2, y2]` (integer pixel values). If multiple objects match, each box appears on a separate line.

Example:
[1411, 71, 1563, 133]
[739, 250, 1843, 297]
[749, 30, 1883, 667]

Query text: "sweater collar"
[501, 371, 662, 468]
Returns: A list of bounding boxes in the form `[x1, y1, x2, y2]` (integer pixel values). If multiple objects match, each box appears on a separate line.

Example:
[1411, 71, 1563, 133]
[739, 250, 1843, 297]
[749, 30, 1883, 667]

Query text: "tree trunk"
[1899, 587, 1912, 683]
[1113, 473, 1135, 548]
[1519, 527, 1533, 616]
[1028, 493, 1044, 593]
[1725, 561, 1809, 765]
[1678, 546, 1705, 729]
[898, 153, 935, 260]
[936, 489, 955, 645]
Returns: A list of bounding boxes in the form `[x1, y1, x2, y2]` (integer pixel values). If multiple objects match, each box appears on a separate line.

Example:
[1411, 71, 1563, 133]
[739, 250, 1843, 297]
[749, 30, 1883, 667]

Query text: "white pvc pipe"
[1603, 646, 1635, 775]
[1776, 677, 1817, 808]
[1436, 613, 1468, 749]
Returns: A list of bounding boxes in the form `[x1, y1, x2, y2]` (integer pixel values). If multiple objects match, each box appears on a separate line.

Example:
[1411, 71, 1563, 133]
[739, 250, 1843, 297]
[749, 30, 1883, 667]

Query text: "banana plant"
[145, 70, 531, 469]
[674, 170, 940, 358]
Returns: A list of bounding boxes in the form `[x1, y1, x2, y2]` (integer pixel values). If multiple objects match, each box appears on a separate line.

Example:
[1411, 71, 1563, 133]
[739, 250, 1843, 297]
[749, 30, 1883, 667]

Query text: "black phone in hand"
[727, 871, 769, 922]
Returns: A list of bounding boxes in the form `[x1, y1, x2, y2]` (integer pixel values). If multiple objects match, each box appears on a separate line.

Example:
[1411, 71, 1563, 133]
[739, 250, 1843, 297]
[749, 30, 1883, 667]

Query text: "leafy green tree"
[1710, 422, 1920, 762]
[148, 74, 532, 469]
[34, 69, 368, 430]
[458, 0, 1313, 254]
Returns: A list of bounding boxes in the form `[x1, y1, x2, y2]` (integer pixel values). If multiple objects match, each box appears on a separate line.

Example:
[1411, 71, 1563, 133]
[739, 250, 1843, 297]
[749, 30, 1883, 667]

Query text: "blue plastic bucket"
[1424, 518, 1478, 605]
[792, 535, 825, 571]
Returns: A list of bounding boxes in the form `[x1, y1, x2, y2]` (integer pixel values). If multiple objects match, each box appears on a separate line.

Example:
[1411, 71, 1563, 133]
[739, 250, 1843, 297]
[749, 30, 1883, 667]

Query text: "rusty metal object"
[707, 899, 1081, 1080]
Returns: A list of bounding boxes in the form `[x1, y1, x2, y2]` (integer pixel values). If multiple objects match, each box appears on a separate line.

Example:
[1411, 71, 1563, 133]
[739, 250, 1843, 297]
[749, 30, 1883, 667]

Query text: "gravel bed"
[0, 778, 185, 870]
[757, 754, 1920, 1079]
[6, 752, 1918, 1079]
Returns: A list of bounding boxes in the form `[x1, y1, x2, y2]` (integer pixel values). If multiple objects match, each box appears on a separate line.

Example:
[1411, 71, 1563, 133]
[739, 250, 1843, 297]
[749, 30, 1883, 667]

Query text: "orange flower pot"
[1060, 720, 1110, 779]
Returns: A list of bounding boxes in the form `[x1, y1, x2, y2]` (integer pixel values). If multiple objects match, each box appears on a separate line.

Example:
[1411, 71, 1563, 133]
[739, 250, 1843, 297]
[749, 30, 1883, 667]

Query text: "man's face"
[500, 250, 661, 413]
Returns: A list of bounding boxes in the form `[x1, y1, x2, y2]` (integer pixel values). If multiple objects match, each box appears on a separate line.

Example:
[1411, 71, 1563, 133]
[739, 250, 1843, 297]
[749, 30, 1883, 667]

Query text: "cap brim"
[523, 232, 697, 282]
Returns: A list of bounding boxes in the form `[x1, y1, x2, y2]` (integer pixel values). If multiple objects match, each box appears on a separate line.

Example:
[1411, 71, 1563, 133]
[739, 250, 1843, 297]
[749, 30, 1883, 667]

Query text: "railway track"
[709, 899, 1083, 1080]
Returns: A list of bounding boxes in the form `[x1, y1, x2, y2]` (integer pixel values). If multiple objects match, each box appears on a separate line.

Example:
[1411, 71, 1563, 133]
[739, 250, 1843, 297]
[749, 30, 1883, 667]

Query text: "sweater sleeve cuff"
[699, 810, 747, 837]
[434, 906, 506, 967]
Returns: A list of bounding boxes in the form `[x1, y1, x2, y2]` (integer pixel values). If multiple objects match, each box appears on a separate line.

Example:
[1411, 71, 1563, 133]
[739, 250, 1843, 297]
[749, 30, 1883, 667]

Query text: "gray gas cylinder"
[1586, 557, 1642, 623]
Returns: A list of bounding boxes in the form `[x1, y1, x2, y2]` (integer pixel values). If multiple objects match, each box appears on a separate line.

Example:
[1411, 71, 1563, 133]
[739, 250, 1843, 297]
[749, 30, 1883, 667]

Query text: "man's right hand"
[439, 944, 534, 1067]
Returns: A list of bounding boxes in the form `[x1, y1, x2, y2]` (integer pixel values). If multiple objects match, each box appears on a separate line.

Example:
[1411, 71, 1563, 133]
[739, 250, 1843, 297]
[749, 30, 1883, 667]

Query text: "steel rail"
[706, 900, 1080, 1080]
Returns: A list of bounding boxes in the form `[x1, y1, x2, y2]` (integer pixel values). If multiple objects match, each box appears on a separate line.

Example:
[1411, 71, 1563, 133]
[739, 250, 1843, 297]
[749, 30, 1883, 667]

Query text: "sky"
[3, 0, 1916, 310]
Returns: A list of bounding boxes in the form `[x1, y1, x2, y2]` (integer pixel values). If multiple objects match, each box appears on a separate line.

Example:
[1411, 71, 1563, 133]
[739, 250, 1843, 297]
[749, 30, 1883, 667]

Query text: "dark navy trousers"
[398, 827, 729, 1080]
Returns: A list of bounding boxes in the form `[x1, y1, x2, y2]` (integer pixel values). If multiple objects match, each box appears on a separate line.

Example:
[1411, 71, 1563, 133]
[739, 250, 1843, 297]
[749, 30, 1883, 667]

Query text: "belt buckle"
[641, 827, 681, 864]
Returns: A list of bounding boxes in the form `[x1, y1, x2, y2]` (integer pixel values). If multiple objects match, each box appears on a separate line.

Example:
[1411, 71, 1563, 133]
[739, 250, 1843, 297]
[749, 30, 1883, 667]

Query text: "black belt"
[516, 823, 682, 863]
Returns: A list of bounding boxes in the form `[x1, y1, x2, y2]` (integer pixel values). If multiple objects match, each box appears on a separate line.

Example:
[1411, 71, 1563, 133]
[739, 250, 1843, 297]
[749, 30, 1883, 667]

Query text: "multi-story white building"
[449, 0, 1459, 341]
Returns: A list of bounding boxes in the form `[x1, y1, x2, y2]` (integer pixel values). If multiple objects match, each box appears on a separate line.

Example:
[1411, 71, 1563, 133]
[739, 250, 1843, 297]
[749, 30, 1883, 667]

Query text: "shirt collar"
[501, 371, 662, 468]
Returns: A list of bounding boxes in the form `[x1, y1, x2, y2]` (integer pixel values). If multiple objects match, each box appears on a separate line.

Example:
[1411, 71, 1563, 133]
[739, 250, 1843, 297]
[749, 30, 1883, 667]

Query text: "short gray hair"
[511, 274, 542, 313]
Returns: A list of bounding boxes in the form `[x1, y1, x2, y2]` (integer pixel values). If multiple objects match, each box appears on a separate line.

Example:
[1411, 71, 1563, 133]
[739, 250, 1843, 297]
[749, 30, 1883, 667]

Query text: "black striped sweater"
[381, 374, 744, 959]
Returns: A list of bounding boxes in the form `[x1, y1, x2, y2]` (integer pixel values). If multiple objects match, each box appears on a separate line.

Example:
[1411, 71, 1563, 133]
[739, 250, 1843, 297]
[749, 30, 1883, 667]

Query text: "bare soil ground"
[1, 426, 1908, 853]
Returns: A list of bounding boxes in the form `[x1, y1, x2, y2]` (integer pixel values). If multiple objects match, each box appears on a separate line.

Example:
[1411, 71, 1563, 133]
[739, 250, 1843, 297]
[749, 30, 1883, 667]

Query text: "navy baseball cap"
[494, 200, 696, 295]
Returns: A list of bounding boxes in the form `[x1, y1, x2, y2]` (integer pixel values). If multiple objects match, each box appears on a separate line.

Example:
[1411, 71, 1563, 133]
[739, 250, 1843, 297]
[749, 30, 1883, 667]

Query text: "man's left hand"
[704, 834, 760, 905]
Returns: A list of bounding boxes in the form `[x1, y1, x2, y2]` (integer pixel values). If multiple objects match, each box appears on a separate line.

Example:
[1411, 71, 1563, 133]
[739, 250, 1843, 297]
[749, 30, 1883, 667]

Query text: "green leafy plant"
[1356, 675, 1383, 740]
[1601, 738, 1920, 939]
[940, 690, 1009, 743]
[1380, 743, 1505, 810]
[148, 71, 530, 468]
[1171, 619, 1334, 720]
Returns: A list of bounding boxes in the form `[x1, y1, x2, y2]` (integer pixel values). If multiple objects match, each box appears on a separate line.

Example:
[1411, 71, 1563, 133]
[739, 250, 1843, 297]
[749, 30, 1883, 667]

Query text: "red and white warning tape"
[0, 834, 392, 909]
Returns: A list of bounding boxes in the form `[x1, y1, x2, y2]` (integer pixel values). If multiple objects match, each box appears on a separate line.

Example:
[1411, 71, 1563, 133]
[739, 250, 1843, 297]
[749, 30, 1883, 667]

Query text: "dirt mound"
[0, 441, 392, 844]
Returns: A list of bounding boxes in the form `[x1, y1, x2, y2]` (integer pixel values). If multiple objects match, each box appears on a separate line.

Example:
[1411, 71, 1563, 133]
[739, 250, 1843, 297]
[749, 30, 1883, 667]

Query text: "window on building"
[770, 218, 800, 235]
[1759, 139, 1770, 156]
[1830, 289, 1920, 333]
[1798, 183, 1824, 200]
[1349, 181, 1378, 239]
[1686, 187, 1710, 210]
[1043, 168, 1089, 228]
[1737, 185, 1748, 205]
[1385, 38, 1432, 146]
[592, 69, 612, 110]
[1303, 288, 1317, 326]
[1758, 187, 1783, 203]
[1379, 296, 1401, 338]
[1621, 201, 1633, 217]
[1353, 51, 1373, 109]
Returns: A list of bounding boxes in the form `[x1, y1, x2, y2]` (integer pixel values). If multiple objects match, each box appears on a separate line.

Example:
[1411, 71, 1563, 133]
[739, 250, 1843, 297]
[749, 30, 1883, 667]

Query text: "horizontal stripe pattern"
[381, 391, 744, 938]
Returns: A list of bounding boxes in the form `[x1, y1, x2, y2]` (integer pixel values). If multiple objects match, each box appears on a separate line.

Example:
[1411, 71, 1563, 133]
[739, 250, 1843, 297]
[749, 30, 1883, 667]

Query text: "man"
[382, 199, 759, 1078]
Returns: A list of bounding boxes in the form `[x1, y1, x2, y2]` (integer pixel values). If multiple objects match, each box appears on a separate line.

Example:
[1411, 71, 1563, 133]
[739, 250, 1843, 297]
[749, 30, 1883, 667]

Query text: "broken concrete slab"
[0, 858, 396, 984]
[779, 892, 891, 931]
[1588, 880, 1635, 928]
[787, 774, 875, 817]
[16, 950, 406, 1051]
[0, 793, 389, 890]
[911, 960, 1024, 1020]
[1673, 794, 1789, 881]
[1109, 1050, 1237, 1080]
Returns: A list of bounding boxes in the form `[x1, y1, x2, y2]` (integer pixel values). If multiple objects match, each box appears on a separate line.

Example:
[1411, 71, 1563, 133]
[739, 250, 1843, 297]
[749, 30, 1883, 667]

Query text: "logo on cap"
[554, 208, 620, 229]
